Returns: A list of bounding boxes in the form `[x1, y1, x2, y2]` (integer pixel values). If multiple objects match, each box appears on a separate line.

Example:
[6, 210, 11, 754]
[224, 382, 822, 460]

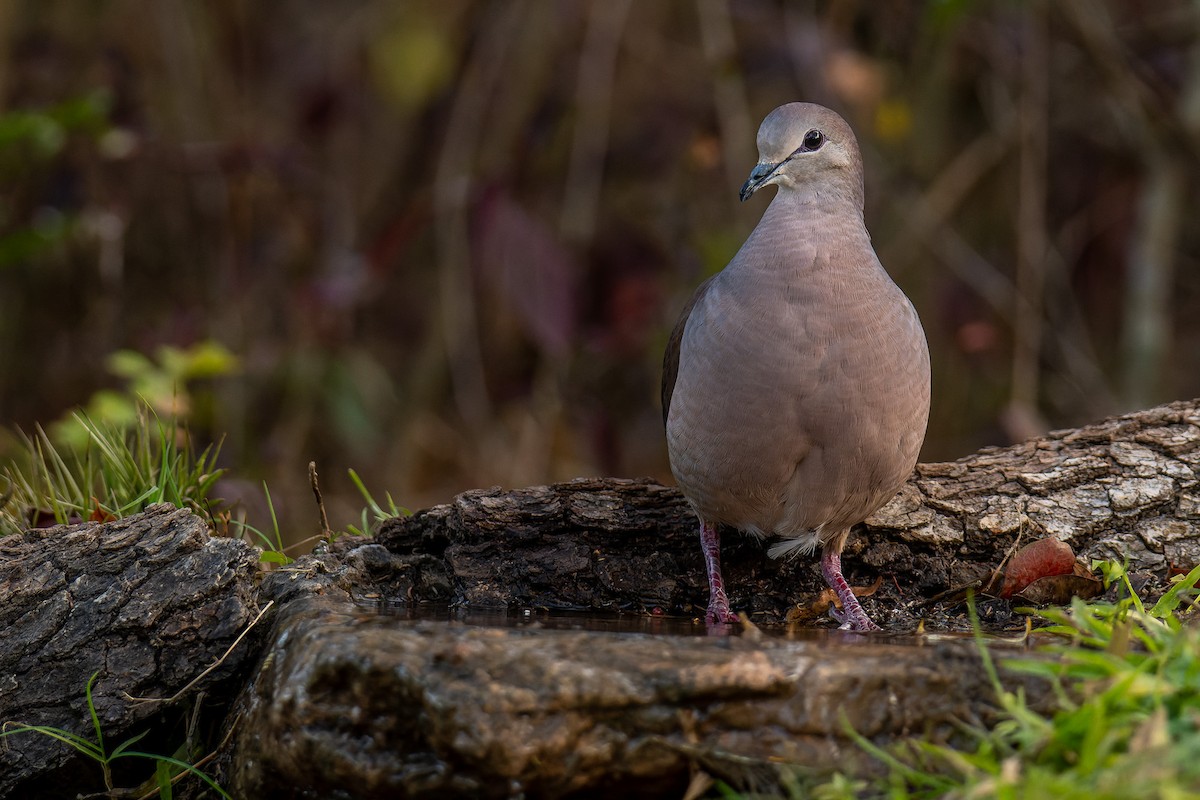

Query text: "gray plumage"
[662, 102, 930, 630]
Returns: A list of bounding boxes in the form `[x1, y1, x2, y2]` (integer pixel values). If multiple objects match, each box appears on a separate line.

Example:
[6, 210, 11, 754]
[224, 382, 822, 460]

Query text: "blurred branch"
[883, 125, 1117, 423]
[560, 0, 632, 244]
[0, 3, 11, 101]
[697, 0, 755, 196]
[154, 0, 212, 140]
[1121, 148, 1189, 407]
[1040, 244, 1118, 416]
[879, 130, 1011, 278]
[1059, 0, 1200, 408]
[434, 0, 529, 427]
[1008, 6, 1050, 441]
[1056, 0, 1189, 154]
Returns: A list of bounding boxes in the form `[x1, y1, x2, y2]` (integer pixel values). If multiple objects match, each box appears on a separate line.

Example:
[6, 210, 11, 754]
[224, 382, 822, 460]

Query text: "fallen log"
[228, 594, 1049, 799]
[0, 504, 262, 798]
[369, 398, 1200, 626]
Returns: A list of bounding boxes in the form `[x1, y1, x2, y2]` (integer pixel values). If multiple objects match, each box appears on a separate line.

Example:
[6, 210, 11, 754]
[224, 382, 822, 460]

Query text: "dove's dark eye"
[802, 130, 824, 151]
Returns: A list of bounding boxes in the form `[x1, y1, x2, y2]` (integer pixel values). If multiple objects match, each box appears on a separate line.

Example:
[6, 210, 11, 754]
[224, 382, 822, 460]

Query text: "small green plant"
[344, 467, 409, 537]
[0, 672, 231, 799]
[52, 341, 240, 451]
[230, 482, 293, 566]
[0, 406, 224, 536]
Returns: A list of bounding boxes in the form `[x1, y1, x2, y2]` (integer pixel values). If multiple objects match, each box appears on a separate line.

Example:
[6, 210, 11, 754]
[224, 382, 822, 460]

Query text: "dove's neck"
[772, 177, 863, 214]
[763, 184, 870, 245]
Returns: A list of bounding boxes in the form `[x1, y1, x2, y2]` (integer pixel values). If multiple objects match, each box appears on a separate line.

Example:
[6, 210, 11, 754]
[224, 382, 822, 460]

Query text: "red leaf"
[999, 538, 1077, 598]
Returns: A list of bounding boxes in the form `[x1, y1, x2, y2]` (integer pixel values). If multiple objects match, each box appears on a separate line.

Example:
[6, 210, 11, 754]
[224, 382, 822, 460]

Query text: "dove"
[662, 102, 930, 630]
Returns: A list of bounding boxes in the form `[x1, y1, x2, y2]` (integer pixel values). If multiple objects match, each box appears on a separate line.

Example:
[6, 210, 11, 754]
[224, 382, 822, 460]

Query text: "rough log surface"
[373, 398, 1200, 626]
[229, 595, 1049, 800]
[0, 504, 262, 798]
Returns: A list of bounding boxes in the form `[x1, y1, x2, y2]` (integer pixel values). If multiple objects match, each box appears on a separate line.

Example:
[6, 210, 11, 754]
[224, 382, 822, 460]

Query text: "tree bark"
[375, 397, 1200, 624]
[0, 504, 263, 798]
[229, 593, 1050, 800]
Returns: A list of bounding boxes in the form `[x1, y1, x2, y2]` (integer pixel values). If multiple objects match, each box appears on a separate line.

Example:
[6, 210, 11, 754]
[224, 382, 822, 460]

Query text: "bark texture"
[899, 398, 1200, 571]
[0, 504, 262, 798]
[374, 398, 1200, 624]
[229, 594, 1049, 800]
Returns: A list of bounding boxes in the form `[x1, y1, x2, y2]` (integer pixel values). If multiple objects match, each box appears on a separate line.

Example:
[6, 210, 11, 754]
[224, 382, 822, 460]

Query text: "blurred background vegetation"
[1, 0, 1198, 542]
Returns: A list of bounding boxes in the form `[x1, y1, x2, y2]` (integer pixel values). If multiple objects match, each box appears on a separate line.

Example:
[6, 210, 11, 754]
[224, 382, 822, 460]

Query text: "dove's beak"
[739, 161, 780, 202]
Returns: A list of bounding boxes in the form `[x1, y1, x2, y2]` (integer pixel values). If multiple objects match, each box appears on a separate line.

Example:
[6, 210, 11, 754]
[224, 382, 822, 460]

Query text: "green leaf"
[180, 340, 240, 379]
[0, 724, 104, 759]
[106, 349, 157, 380]
[1150, 562, 1200, 619]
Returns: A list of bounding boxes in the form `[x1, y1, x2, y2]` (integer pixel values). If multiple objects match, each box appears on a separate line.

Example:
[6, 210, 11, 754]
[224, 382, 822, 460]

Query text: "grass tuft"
[804, 561, 1200, 799]
[0, 405, 223, 536]
[344, 467, 409, 537]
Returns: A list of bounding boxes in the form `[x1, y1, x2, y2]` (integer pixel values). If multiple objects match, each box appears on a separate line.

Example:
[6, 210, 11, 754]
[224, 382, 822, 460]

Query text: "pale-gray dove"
[662, 102, 931, 630]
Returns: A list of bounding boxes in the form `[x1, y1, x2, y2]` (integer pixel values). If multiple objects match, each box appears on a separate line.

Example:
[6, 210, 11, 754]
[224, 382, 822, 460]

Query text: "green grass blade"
[1150, 562, 1200, 619]
[109, 728, 152, 758]
[262, 482, 283, 553]
[84, 672, 105, 758]
[113, 752, 233, 799]
[0, 724, 105, 760]
[154, 758, 174, 799]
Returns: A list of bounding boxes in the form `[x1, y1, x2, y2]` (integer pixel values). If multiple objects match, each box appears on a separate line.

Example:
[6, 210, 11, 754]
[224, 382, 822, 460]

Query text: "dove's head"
[739, 103, 865, 210]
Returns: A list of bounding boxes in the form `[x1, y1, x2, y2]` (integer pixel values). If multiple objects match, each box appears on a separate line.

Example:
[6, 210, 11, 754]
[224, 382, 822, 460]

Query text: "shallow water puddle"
[354, 600, 1044, 649]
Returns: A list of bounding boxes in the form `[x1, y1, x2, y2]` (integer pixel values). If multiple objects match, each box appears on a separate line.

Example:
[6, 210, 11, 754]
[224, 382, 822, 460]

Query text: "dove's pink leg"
[700, 519, 739, 625]
[821, 548, 880, 632]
